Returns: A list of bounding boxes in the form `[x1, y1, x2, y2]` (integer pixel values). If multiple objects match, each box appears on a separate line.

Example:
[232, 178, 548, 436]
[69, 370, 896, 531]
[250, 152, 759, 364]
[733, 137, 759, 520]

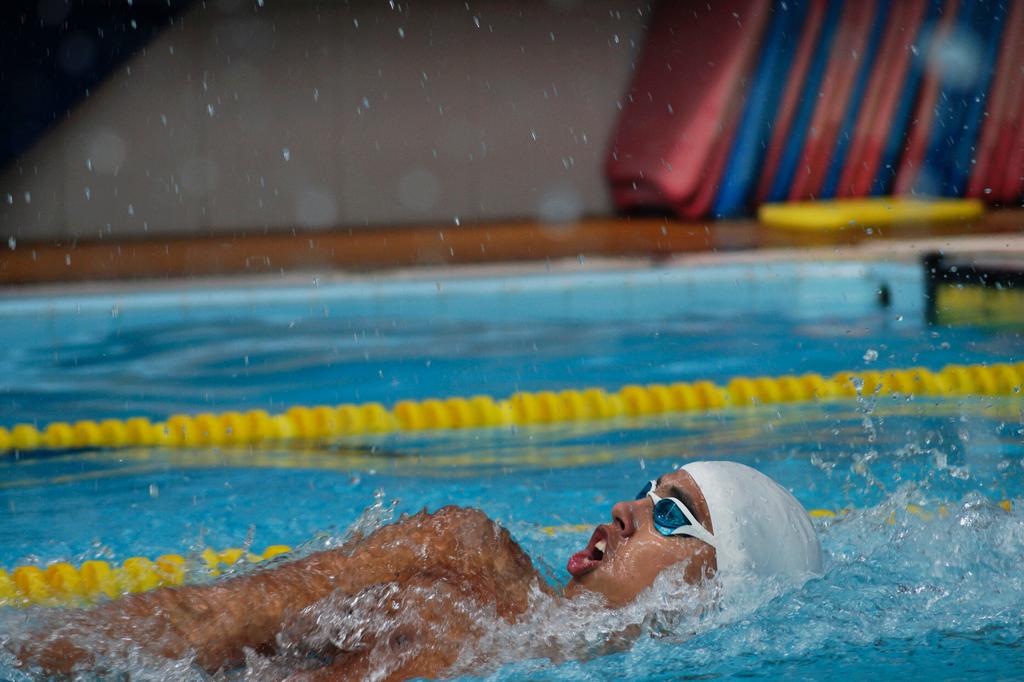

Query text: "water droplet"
[84, 187, 91, 200]
[206, 104, 215, 117]
[398, 27, 405, 38]
[23, 191, 31, 204]
[282, 147, 291, 161]
[863, 348, 878, 364]
[7, 237, 16, 250]
[984, 187, 992, 194]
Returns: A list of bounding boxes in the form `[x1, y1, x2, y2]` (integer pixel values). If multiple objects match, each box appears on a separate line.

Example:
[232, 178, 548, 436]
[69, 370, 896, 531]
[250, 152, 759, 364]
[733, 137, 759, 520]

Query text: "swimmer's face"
[564, 469, 716, 607]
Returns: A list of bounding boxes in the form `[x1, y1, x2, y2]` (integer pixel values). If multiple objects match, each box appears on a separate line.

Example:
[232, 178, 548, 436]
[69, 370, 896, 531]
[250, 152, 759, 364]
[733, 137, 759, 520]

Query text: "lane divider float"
[0, 545, 292, 608]
[4, 497, 1014, 608]
[1, 361, 1021, 454]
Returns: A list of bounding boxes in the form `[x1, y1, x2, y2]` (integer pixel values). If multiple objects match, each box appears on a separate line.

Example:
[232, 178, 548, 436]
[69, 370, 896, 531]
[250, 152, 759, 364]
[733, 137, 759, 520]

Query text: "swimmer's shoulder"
[424, 504, 493, 524]
[424, 505, 555, 600]
[419, 505, 517, 551]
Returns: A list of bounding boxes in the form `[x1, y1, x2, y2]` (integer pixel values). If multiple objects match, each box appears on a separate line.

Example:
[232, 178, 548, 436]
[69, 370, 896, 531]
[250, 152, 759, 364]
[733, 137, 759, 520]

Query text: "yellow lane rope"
[1, 361, 1022, 454]
[4, 498, 1014, 608]
[0, 545, 291, 608]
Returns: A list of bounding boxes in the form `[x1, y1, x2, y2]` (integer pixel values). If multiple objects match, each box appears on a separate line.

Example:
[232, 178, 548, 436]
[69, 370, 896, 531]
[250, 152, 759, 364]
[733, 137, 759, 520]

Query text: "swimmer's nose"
[611, 499, 641, 538]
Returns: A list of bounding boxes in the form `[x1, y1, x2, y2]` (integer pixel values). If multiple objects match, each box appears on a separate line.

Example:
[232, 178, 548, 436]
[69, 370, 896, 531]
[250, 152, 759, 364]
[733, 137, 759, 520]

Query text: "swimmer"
[11, 461, 821, 680]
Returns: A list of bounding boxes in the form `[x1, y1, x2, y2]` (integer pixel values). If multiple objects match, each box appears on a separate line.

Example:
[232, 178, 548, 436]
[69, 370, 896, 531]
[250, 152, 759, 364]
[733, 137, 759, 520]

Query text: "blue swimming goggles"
[636, 480, 716, 547]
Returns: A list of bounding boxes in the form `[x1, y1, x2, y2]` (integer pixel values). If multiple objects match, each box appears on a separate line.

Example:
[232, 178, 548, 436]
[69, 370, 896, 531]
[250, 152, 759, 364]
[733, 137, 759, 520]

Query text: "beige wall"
[0, 0, 649, 242]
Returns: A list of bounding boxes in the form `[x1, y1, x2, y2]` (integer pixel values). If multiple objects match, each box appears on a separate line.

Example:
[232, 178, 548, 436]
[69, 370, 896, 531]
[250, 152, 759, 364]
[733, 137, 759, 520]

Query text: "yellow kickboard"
[759, 198, 985, 230]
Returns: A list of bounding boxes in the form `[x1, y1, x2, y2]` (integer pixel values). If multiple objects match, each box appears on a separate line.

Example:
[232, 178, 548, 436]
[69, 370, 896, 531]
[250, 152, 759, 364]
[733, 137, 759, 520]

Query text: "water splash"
[1, 481, 1022, 679]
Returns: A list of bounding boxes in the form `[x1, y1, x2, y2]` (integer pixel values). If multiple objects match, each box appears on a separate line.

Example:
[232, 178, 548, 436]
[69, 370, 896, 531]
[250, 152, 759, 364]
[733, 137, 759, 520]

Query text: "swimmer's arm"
[18, 506, 549, 674]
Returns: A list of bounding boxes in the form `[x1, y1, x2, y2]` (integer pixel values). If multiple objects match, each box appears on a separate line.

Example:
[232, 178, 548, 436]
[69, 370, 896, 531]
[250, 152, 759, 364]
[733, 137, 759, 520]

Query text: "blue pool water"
[1, 260, 1023, 679]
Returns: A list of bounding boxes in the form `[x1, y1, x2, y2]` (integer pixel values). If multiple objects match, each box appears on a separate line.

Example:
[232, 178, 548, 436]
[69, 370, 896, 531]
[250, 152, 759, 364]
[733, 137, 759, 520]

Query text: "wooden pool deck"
[1, 210, 1022, 286]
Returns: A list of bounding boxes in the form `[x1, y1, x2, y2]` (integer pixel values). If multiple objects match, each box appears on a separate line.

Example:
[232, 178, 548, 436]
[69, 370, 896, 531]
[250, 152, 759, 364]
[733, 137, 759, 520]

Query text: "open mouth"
[566, 526, 609, 579]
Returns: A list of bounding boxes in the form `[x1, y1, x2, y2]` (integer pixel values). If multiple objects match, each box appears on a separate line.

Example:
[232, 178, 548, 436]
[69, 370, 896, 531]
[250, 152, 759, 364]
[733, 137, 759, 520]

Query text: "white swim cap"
[682, 461, 822, 586]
